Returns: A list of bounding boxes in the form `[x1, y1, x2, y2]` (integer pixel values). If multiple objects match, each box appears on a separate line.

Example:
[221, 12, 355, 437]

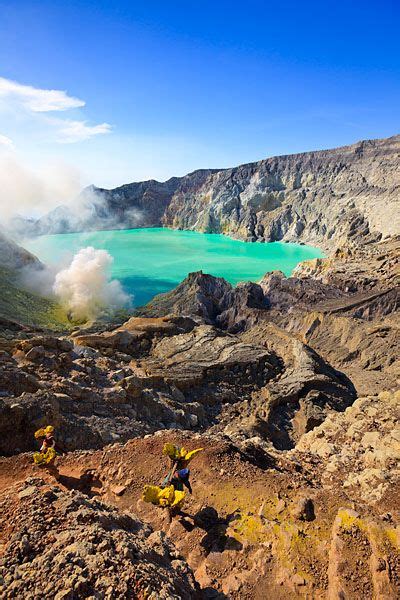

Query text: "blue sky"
[0, 0, 399, 189]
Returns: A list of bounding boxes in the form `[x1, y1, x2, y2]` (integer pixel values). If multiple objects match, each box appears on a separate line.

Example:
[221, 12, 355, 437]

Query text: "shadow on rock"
[179, 506, 243, 556]
[201, 588, 229, 599]
[57, 469, 103, 497]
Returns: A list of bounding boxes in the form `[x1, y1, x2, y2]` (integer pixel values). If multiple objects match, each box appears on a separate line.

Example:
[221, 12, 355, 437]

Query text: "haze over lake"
[26, 228, 323, 306]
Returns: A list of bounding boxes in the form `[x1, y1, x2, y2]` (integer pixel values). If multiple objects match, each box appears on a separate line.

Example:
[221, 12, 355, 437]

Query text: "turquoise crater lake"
[25, 228, 323, 307]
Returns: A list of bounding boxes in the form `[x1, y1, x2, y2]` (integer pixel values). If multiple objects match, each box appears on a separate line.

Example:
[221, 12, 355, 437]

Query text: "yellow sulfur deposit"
[34, 425, 54, 439]
[33, 447, 57, 466]
[162, 443, 203, 465]
[142, 484, 186, 509]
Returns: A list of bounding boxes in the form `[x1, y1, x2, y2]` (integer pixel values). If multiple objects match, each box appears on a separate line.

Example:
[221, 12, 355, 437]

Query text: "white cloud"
[0, 76, 113, 145]
[0, 133, 14, 148]
[56, 119, 112, 143]
[0, 76, 85, 112]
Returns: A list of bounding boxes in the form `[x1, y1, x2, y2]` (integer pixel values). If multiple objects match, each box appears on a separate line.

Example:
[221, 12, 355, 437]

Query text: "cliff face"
[25, 134, 400, 249]
[161, 135, 400, 249]
[95, 169, 219, 229]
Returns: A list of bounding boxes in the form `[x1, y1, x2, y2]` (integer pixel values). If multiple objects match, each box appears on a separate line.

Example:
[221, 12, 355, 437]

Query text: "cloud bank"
[56, 119, 112, 144]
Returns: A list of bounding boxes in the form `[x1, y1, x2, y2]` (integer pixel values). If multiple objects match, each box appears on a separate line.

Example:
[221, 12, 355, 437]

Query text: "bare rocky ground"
[0, 476, 199, 599]
[0, 236, 399, 598]
[0, 423, 398, 599]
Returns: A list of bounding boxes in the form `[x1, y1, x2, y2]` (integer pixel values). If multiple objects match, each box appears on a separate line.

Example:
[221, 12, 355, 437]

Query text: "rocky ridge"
[21, 134, 400, 250]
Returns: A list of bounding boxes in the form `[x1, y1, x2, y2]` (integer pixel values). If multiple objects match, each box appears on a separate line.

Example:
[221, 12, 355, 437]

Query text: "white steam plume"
[0, 153, 143, 237]
[0, 153, 82, 223]
[53, 246, 130, 321]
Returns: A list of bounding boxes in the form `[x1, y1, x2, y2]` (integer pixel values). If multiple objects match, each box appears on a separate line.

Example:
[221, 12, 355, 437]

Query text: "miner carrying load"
[33, 425, 57, 468]
[162, 442, 203, 492]
[142, 443, 203, 521]
[168, 468, 192, 494]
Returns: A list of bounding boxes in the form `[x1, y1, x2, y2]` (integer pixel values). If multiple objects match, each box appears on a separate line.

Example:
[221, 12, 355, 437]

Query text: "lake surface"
[26, 228, 323, 306]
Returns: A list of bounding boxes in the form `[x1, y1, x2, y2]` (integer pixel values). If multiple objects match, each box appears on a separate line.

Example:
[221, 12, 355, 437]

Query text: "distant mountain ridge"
[22, 134, 400, 249]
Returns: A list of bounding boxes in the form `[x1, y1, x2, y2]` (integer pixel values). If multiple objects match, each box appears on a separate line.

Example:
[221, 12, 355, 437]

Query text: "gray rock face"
[0, 231, 41, 270]
[162, 135, 400, 249]
[22, 135, 400, 249]
[139, 271, 267, 331]
[138, 272, 231, 322]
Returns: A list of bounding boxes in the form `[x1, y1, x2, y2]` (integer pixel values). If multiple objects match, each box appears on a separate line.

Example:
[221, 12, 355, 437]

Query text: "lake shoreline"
[25, 227, 324, 307]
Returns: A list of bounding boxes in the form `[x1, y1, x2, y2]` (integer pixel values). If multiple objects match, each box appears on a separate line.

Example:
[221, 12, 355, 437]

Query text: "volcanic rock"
[0, 478, 199, 599]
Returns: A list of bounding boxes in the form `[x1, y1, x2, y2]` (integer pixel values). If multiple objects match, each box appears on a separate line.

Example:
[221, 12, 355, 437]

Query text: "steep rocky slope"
[0, 423, 398, 599]
[0, 232, 66, 329]
[0, 230, 41, 270]
[27, 134, 400, 250]
[0, 477, 199, 599]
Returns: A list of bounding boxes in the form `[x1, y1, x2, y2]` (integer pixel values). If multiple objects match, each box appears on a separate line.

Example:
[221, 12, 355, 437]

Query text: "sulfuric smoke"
[53, 246, 129, 321]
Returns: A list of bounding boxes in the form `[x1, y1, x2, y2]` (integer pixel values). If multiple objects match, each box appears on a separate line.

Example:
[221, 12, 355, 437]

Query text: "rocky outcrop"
[294, 235, 400, 296]
[22, 134, 400, 249]
[217, 322, 356, 449]
[0, 330, 196, 454]
[143, 323, 278, 393]
[0, 477, 199, 599]
[139, 271, 268, 333]
[294, 390, 400, 504]
[72, 315, 198, 357]
[0, 313, 357, 454]
[139, 272, 233, 323]
[259, 269, 344, 312]
[259, 236, 400, 317]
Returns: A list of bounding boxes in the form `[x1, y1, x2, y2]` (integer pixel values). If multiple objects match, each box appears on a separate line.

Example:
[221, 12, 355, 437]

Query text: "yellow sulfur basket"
[33, 447, 56, 466]
[162, 443, 203, 465]
[142, 484, 186, 509]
